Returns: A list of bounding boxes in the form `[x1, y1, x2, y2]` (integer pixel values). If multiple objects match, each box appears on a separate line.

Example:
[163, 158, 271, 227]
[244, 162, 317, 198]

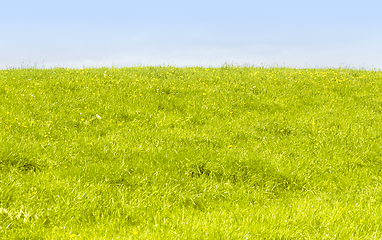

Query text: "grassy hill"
[1, 66, 382, 239]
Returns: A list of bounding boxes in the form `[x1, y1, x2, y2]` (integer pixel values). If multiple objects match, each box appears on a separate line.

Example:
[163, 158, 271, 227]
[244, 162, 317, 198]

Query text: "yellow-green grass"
[1, 66, 382, 239]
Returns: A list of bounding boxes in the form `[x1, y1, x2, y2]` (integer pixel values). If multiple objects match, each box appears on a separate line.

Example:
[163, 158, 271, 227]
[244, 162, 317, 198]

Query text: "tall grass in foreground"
[1, 66, 382, 239]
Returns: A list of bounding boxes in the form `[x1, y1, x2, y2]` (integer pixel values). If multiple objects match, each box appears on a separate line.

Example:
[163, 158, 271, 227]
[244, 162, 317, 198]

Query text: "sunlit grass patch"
[1, 66, 382, 238]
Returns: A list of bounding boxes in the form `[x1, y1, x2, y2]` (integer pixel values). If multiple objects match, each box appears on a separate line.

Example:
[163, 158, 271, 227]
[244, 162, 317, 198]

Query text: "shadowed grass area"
[1, 66, 382, 239]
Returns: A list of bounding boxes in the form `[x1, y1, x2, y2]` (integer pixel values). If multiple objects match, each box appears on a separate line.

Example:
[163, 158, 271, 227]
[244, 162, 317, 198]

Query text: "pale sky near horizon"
[1, 0, 381, 69]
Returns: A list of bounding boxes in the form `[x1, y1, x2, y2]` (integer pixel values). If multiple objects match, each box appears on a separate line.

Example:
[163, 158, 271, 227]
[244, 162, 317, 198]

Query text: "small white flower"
[96, 114, 101, 119]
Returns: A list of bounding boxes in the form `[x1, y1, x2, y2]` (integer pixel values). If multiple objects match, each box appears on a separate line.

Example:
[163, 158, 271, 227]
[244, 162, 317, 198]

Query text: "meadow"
[1, 66, 382, 239]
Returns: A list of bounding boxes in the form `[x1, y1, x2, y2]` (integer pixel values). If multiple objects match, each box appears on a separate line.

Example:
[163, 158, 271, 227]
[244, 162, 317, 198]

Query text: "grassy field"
[1, 66, 382, 239]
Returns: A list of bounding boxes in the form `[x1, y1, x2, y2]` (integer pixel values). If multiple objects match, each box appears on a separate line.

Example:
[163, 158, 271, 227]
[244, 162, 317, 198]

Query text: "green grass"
[1, 66, 382, 239]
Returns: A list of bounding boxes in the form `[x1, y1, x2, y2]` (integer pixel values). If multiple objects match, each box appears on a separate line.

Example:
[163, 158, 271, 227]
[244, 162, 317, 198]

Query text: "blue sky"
[1, 0, 381, 69]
